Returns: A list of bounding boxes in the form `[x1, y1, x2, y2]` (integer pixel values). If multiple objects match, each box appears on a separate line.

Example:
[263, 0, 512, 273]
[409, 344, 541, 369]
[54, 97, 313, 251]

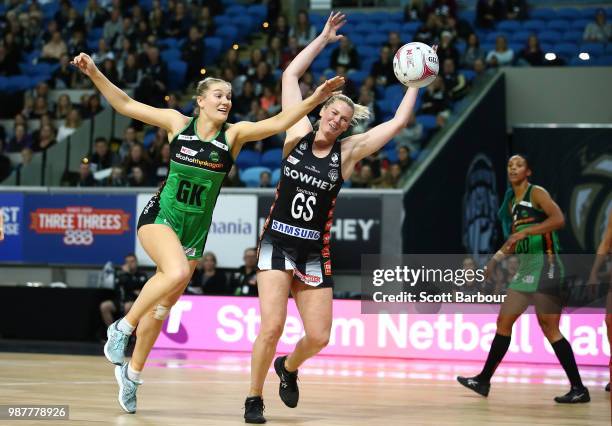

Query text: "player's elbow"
[554, 214, 565, 230]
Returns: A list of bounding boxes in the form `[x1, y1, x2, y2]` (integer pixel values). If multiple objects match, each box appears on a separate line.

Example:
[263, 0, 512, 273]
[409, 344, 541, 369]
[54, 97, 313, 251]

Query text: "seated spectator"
[268, 15, 290, 46]
[103, 8, 122, 47]
[333, 65, 358, 101]
[151, 143, 170, 185]
[233, 79, 256, 120]
[260, 86, 279, 114]
[397, 145, 413, 173]
[376, 163, 403, 188]
[486, 36, 514, 67]
[253, 62, 276, 97]
[52, 55, 75, 89]
[84, 0, 108, 29]
[128, 166, 148, 187]
[404, 0, 427, 22]
[352, 86, 378, 134]
[259, 170, 272, 188]
[290, 10, 317, 48]
[188, 252, 228, 295]
[41, 31, 67, 62]
[91, 38, 115, 66]
[119, 126, 139, 160]
[476, 0, 504, 29]
[351, 163, 375, 188]
[165, 93, 182, 112]
[75, 157, 97, 186]
[67, 30, 88, 58]
[149, 5, 166, 39]
[63, 6, 86, 39]
[182, 26, 204, 86]
[20, 148, 34, 166]
[32, 96, 50, 119]
[199, 6, 216, 37]
[299, 71, 316, 98]
[136, 45, 169, 108]
[123, 143, 151, 181]
[441, 58, 467, 100]
[518, 35, 544, 66]
[120, 53, 143, 89]
[461, 33, 484, 69]
[223, 165, 245, 187]
[247, 48, 265, 77]
[99, 253, 147, 329]
[281, 36, 300, 70]
[90, 137, 119, 172]
[330, 37, 360, 72]
[437, 31, 460, 67]
[386, 31, 403, 55]
[267, 36, 283, 70]
[230, 248, 258, 296]
[583, 9, 612, 42]
[505, 0, 528, 21]
[371, 46, 395, 87]
[82, 93, 104, 119]
[419, 77, 449, 115]
[102, 58, 121, 86]
[106, 166, 127, 187]
[30, 124, 56, 152]
[6, 124, 31, 153]
[220, 48, 246, 77]
[414, 13, 441, 46]
[147, 128, 168, 159]
[395, 112, 424, 150]
[57, 109, 82, 142]
[430, 0, 457, 19]
[473, 58, 488, 81]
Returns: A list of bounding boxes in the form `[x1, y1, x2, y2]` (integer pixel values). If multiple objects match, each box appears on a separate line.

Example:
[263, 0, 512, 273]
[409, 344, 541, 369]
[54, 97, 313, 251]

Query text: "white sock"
[127, 362, 142, 383]
[117, 318, 135, 335]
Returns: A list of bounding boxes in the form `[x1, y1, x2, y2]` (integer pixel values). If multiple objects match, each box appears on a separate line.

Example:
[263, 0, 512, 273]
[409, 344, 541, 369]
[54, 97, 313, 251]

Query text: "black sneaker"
[274, 356, 299, 408]
[457, 376, 490, 397]
[554, 387, 590, 404]
[244, 396, 266, 424]
[605, 383, 610, 392]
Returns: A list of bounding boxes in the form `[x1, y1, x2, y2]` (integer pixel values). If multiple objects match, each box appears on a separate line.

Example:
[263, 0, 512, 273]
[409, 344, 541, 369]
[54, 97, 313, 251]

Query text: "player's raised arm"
[228, 76, 344, 148]
[71, 53, 187, 138]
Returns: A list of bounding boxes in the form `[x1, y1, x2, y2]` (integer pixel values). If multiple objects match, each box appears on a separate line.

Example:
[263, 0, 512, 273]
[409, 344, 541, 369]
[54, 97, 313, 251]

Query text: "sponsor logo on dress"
[321, 245, 330, 258]
[324, 260, 332, 276]
[305, 165, 320, 174]
[271, 219, 320, 240]
[287, 155, 300, 165]
[328, 168, 338, 182]
[184, 247, 197, 257]
[209, 151, 220, 162]
[283, 166, 336, 191]
[299, 141, 308, 151]
[178, 134, 199, 141]
[210, 139, 229, 151]
[294, 268, 322, 285]
[331, 152, 339, 164]
[180, 146, 198, 156]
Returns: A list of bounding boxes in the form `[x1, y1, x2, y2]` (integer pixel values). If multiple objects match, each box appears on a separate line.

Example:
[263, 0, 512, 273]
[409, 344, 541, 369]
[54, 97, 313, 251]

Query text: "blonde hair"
[323, 94, 370, 126]
[194, 77, 231, 98]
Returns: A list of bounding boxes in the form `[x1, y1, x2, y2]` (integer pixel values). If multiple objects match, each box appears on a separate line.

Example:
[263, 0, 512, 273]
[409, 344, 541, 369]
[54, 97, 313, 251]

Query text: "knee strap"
[153, 304, 170, 320]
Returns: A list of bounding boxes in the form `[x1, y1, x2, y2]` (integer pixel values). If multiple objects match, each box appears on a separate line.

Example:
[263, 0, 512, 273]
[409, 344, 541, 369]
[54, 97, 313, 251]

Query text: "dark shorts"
[257, 233, 334, 288]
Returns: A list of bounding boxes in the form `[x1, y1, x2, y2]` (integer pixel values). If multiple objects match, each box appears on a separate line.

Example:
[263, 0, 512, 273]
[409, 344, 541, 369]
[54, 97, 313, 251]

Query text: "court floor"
[0, 350, 609, 425]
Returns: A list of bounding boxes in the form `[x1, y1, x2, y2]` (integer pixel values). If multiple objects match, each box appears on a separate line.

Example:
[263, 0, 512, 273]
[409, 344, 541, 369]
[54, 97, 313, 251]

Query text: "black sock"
[477, 333, 511, 382]
[551, 337, 584, 389]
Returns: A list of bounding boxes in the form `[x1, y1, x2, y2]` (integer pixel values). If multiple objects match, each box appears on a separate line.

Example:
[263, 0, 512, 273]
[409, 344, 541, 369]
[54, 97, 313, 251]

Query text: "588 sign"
[63, 229, 94, 245]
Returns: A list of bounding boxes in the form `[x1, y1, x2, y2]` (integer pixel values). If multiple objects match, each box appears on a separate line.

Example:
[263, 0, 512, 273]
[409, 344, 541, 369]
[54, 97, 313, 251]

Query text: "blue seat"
[226, 5, 247, 16]
[546, 20, 569, 31]
[364, 33, 387, 47]
[580, 43, 605, 57]
[538, 31, 562, 44]
[311, 57, 328, 73]
[511, 31, 531, 43]
[416, 115, 437, 132]
[143, 130, 156, 148]
[530, 8, 556, 21]
[261, 149, 282, 169]
[557, 8, 580, 20]
[233, 16, 255, 35]
[167, 61, 187, 91]
[554, 43, 578, 59]
[161, 49, 181, 62]
[458, 10, 476, 24]
[355, 23, 376, 34]
[481, 43, 495, 53]
[400, 31, 416, 43]
[368, 12, 398, 23]
[497, 21, 521, 31]
[401, 22, 421, 33]
[88, 27, 103, 41]
[569, 57, 591, 66]
[379, 22, 402, 34]
[571, 19, 590, 31]
[214, 15, 233, 26]
[562, 31, 583, 43]
[348, 70, 368, 86]
[241, 166, 271, 187]
[523, 20, 545, 31]
[160, 38, 180, 50]
[349, 34, 366, 47]
[271, 168, 281, 186]
[247, 4, 267, 21]
[460, 69, 476, 81]
[358, 46, 379, 60]
[204, 37, 223, 64]
[235, 150, 261, 169]
[486, 32, 509, 42]
[455, 40, 467, 55]
[595, 55, 612, 66]
[215, 26, 239, 46]
[580, 8, 598, 20]
[508, 42, 523, 53]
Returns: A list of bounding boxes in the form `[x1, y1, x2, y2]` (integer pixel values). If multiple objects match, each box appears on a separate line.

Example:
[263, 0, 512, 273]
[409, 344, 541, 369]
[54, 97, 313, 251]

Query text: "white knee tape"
[153, 304, 170, 320]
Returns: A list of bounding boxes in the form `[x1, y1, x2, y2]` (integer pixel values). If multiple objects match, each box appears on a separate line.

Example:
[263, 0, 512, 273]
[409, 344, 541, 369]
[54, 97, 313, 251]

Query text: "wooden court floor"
[0, 351, 609, 425]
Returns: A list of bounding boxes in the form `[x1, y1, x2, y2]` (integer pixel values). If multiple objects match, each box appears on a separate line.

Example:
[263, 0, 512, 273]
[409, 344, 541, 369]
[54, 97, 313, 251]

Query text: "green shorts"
[508, 253, 565, 295]
[137, 194, 209, 260]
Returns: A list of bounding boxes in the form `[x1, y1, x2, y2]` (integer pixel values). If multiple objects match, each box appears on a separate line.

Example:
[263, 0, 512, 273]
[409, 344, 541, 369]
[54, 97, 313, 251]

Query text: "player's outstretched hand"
[312, 76, 345, 104]
[71, 53, 98, 77]
[322, 11, 346, 43]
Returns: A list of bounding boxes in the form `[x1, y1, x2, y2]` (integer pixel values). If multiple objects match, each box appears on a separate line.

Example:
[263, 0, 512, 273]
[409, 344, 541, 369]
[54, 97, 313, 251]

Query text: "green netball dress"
[507, 184, 565, 293]
[137, 117, 233, 259]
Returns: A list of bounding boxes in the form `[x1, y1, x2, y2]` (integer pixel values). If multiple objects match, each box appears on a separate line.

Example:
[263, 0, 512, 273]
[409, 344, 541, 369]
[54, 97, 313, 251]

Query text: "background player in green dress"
[71, 52, 344, 414]
[457, 154, 590, 404]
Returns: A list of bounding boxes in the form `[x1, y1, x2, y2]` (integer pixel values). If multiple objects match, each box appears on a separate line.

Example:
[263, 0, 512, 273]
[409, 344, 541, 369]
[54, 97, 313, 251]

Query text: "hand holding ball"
[393, 42, 439, 88]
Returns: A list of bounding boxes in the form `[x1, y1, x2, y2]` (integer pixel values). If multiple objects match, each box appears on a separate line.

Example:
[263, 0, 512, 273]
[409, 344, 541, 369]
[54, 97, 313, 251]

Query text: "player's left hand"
[503, 231, 528, 252]
[312, 76, 345, 103]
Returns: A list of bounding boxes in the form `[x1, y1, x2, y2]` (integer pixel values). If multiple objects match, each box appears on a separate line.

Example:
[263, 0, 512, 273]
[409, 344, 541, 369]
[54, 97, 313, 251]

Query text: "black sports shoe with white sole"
[457, 376, 491, 397]
[244, 396, 266, 424]
[554, 387, 590, 404]
[274, 356, 299, 408]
